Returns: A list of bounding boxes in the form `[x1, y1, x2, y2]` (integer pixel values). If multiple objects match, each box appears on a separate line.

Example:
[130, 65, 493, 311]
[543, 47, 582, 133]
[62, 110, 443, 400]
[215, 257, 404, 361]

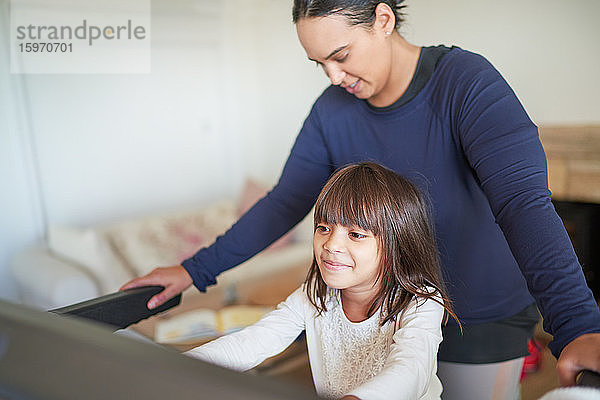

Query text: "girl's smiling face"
[313, 222, 382, 295]
[296, 13, 393, 105]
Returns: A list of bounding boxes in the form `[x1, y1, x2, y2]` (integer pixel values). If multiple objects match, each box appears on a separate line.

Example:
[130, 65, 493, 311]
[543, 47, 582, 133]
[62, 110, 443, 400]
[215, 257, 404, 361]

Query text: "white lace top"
[319, 292, 396, 398]
[186, 286, 444, 400]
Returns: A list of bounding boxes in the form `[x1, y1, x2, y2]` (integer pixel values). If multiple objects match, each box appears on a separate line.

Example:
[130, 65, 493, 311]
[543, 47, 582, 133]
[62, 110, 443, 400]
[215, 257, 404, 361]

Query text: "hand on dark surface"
[120, 265, 193, 309]
[556, 332, 600, 386]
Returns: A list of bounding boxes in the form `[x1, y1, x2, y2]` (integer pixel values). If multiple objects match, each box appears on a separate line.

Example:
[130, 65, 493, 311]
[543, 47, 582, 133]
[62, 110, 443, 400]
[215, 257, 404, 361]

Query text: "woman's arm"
[452, 52, 600, 378]
[122, 99, 334, 308]
[184, 287, 307, 371]
[181, 104, 333, 291]
[346, 297, 444, 400]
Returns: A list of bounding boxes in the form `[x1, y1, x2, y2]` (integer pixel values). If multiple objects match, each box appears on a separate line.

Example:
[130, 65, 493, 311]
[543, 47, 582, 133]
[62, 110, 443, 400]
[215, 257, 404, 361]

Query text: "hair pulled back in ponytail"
[292, 0, 407, 31]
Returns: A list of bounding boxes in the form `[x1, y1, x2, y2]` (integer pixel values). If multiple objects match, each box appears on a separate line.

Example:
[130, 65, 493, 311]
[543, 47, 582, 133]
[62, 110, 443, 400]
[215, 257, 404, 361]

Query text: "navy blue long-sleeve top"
[182, 47, 600, 357]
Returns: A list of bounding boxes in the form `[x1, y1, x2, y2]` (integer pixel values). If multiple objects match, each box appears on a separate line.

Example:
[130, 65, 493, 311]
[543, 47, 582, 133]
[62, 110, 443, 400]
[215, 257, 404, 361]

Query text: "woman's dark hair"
[292, 0, 407, 31]
[305, 162, 459, 327]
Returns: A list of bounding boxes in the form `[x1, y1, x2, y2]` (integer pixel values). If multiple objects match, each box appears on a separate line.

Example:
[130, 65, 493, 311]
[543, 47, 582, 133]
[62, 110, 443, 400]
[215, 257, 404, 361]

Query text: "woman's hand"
[120, 265, 193, 309]
[556, 332, 600, 386]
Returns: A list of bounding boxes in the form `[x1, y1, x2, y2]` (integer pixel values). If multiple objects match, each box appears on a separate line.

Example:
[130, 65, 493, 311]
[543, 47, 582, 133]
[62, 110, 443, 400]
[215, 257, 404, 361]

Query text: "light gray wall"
[1, 0, 45, 301]
[1, 0, 598, 302]
[405, 0, 600, 124]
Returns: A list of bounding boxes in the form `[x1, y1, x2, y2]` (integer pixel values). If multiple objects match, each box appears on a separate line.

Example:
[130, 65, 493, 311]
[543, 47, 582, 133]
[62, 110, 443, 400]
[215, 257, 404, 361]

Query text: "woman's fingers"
[119, 274, 160, 291]
[120, 265, 193, 309]
[147, 284, 180, 309]
[556, 333, 600, 386]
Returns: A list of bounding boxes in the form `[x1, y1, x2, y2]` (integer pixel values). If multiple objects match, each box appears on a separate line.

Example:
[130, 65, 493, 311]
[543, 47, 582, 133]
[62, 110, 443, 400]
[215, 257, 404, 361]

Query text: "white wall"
[0, 0, 327, 302]
[1, 0, 598, 302]
[220, 0, 329, 183]
[1, 3, 42, 301]
[405, 0, 600, 124]
[24, 2, 234, 227]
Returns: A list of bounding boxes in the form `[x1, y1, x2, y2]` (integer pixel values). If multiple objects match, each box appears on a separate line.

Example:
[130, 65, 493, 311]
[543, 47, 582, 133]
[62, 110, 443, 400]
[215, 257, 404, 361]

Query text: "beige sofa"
[11, 185, 313, 310]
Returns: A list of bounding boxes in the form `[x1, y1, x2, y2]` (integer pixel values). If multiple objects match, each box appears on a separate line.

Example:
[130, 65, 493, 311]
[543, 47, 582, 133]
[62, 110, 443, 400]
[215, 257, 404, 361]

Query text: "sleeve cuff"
[181, 257, 217, 292]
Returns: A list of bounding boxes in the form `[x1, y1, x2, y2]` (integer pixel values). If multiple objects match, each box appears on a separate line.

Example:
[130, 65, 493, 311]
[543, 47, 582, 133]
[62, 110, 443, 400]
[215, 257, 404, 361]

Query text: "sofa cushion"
[104, 200, 237, 277]
[45, 189, 314, 299]
[48, 225, 132, 293]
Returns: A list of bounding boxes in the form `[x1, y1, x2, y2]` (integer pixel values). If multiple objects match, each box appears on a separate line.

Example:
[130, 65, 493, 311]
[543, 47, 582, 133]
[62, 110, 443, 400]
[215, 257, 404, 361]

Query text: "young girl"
[185, 162, 457, 400]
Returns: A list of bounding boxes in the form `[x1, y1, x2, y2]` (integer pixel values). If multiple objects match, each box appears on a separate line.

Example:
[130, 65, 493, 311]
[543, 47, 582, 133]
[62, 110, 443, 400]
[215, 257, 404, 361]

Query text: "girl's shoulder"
[283, 284, 311, 303]
[280, 284, 322, 314]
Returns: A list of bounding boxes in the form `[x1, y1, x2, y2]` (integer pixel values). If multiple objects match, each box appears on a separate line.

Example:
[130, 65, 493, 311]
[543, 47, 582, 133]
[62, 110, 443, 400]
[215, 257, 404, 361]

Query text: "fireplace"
[553, 200, 600, 299]
[540, 125, 600, 299]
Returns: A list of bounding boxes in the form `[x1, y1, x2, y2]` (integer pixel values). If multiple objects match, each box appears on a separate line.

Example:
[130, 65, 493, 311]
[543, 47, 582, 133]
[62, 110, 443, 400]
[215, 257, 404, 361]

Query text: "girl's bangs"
[314, 182, 383, 235]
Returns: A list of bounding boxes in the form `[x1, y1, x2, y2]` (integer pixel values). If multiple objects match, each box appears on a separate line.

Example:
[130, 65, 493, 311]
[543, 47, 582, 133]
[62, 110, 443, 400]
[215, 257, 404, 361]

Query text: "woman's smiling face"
[313, 222, 382, 294]
[296, 14, 393, 104]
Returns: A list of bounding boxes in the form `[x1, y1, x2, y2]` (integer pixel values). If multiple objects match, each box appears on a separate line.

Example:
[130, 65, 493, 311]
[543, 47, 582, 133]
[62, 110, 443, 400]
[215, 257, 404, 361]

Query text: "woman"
[122, 1, 600, 398]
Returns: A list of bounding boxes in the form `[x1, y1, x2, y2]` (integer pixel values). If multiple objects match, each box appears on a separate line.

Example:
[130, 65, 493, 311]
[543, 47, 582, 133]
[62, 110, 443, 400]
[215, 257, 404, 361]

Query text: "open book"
[155, 305, 273, 344]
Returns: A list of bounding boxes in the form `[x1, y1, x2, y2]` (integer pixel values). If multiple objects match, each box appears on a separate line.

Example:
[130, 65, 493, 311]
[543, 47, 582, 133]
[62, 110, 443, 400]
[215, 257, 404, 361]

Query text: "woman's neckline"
[366, 44, 453, 112]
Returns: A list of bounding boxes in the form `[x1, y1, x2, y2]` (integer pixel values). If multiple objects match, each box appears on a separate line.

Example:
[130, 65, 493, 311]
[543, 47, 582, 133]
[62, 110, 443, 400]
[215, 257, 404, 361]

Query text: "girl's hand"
[120, 265, 193, 309]
[556, 333, 600, 386]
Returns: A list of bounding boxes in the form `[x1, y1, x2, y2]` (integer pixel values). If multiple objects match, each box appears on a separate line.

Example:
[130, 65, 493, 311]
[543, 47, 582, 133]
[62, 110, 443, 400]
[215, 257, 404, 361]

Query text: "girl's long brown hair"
[305, 162, 459, 327]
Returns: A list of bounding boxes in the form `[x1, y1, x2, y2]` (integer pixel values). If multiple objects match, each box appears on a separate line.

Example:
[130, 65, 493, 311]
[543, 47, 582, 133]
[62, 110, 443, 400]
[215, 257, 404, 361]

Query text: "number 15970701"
[18, 42, 72, 53]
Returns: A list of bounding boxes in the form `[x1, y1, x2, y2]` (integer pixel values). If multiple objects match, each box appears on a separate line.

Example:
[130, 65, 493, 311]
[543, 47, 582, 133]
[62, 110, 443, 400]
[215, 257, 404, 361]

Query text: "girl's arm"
[184, 287, 307, 372]
[346, 296, 444, 400]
